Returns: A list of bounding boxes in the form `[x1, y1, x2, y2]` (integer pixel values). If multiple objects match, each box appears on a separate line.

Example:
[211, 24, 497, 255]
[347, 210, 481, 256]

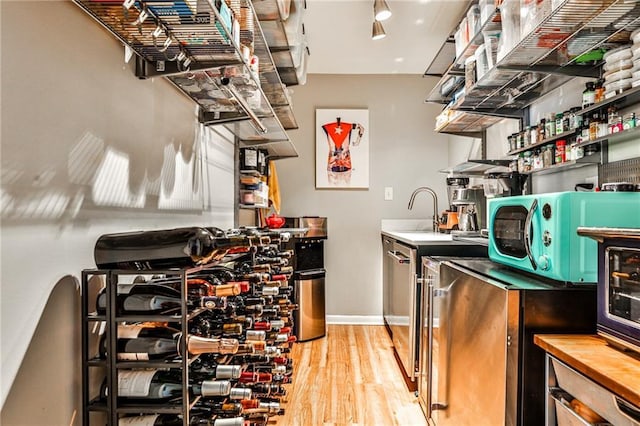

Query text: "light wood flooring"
[276, 325, 428, 426]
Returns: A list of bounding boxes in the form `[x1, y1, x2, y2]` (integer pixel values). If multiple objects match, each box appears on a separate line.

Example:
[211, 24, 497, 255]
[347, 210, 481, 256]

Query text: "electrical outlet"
[384, 187, 393, 201]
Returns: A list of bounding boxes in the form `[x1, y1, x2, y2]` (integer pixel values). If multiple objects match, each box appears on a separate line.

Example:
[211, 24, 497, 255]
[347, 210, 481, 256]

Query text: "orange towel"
[268, 161, 281, 213]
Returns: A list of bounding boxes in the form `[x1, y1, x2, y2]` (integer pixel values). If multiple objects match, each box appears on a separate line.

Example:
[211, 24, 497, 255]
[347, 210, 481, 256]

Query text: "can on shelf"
[555, 139, 566, 163]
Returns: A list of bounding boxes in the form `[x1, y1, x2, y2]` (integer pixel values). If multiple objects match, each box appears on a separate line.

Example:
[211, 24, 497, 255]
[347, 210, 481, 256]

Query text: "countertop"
[534, 334, 640, 406]
[381, 230, 457, 246]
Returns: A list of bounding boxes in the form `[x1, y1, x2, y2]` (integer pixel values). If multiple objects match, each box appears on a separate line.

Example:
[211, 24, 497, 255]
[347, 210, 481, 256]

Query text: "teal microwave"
[488, 191, 640, 283]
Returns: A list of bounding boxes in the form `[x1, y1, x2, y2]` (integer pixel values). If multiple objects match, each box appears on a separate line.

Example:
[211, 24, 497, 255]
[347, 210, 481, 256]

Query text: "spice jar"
[555, 113, 564, 135]
[589, 112, 600, 141]
[542, 145, 554, 167]
[538, 118, 546, 141]
[508, 133, 517, 152]
[595, 79, 605, 104]
[523, 151, 533, 172]
[533, 150, 543, 169]
[530, 125, 538, 146]
[582, 81, 596, 108]
[517, 131, 524, 149]
[562, 110, 571, 133]
[522, 126, 531, 147]
[570, 107, 582, 130]
[574, 143, 584, 160]
[555, 139, 566, 163]
[517, 153, 525, 173]
[624, 112, 636, 130]
[546, 113, 556, 138]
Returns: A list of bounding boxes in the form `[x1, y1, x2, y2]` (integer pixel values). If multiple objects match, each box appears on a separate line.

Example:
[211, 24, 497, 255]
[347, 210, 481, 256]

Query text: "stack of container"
[602, 45, 633, 99]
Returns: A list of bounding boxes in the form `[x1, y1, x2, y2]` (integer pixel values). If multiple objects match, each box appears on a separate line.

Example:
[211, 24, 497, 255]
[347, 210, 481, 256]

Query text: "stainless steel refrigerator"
[419, 258, 596, 426]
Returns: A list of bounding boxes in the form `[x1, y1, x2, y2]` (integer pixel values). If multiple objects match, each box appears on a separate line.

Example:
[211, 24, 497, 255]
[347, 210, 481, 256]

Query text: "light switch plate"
[384, 187, 393, 201]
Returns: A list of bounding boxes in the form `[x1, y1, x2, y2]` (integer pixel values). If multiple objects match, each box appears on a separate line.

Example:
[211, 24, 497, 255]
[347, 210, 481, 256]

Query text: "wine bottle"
[241, 400, 282, 415]
[118, 414, 184, 426]
[104, 370, 234, 401]
[238, 371, 272, 384]
[94, 227, 218, 270]
[211, 417, 245, 426]
[100, 324, 240, 360]
[228, 387, 252, 400]
[191, 400, 243, 417]
[96, 283, 183, 314]
[190, 364, 243, 380]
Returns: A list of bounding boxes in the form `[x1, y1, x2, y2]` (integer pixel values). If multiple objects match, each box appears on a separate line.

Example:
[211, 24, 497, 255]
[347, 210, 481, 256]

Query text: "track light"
[372, 21, 386, 40]
[374, 0, 392, 21]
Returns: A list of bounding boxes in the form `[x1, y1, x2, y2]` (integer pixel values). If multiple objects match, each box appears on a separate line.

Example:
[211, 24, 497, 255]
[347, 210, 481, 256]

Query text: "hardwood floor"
[276, 325, 428, 426]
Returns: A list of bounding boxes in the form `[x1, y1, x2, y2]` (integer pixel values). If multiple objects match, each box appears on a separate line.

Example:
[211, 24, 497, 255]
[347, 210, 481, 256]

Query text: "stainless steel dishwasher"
[383, 239, 420, 382]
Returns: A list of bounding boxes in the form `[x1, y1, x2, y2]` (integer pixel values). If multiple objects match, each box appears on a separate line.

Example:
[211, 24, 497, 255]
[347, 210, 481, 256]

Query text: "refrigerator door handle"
[408, 272, 418, 378]
[426, 281, 434, 419]
[432, 279, 452, 412]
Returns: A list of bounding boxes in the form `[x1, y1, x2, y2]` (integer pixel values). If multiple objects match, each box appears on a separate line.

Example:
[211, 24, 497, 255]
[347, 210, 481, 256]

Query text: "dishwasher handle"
[387, 250, 411, 264]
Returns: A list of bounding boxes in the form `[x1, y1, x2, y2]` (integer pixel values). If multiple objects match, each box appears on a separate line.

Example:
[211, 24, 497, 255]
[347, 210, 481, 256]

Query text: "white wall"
[276, 74, 449, 320]
[1, 1, 235, 418]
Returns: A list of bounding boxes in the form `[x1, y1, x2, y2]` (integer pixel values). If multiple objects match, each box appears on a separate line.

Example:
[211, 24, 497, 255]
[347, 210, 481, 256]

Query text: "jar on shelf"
[530, 125, 538, 146]
[555, 112, 564, 135]
[567, 142, 575, 161]
[582, 81, 596, 108]
[509, 159, 518, 172]
[594, 79, 605, 104]
[523, 126, 531, 147]
[542, 145, 554, 168]
[517, 131, 524, 149]
[607, 106, 622, 134]
[624, 112, 636, 130]
[589, 111, 600, 141]
[546, 113, 556, 138]
[579, 114, 590, 143]
[533, 150, 543, 170]
[570, 107, 582, 130]
[523, 151, 533, 172]
[562, 110, 571, 133]
[508, 133, 517, 152]
[574, 143, 584, 160]
[538, 118, 546, 141]
[517, 153, 525, 173]
[555, 139, 567, 163]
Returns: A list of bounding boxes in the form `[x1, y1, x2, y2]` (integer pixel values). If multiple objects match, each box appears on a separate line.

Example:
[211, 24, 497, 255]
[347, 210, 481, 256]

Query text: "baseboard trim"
[326, 315, 384, 325]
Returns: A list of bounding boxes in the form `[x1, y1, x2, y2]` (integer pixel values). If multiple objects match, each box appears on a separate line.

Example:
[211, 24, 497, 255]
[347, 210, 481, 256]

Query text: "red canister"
[555, 139, 566, 163]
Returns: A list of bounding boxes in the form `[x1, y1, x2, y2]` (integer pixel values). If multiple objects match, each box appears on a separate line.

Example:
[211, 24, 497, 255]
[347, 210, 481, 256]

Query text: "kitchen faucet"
[408, 187, 439, 233]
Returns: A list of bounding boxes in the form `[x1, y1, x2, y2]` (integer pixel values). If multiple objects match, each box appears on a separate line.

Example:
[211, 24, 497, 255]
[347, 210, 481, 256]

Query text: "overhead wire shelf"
[74, 0, 298, 158]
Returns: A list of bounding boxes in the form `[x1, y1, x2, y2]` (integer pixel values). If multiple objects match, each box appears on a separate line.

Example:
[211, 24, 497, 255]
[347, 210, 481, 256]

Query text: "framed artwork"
[315, 108, 369, 189]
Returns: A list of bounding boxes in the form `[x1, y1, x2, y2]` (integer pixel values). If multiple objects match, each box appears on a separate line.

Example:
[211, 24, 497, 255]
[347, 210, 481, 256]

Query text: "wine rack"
[81, 228, 296, 425]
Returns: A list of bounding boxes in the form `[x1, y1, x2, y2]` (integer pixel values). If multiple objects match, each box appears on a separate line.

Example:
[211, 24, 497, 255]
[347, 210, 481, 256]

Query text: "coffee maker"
[439, 177, 469, 233]
[451, 186, 487, 235]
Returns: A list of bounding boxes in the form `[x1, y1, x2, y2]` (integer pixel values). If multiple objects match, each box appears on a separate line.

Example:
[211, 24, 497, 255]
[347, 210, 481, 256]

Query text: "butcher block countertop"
[534, 334, 640, 407]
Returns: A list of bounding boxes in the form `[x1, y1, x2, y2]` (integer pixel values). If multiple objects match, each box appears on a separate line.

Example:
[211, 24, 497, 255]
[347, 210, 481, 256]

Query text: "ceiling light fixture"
[374, 0, 392, 21]
[372, 20, 386, 40]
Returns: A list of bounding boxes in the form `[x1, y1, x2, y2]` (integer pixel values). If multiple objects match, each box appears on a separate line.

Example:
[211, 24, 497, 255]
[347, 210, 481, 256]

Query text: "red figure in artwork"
[321, 117, 365, 185]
